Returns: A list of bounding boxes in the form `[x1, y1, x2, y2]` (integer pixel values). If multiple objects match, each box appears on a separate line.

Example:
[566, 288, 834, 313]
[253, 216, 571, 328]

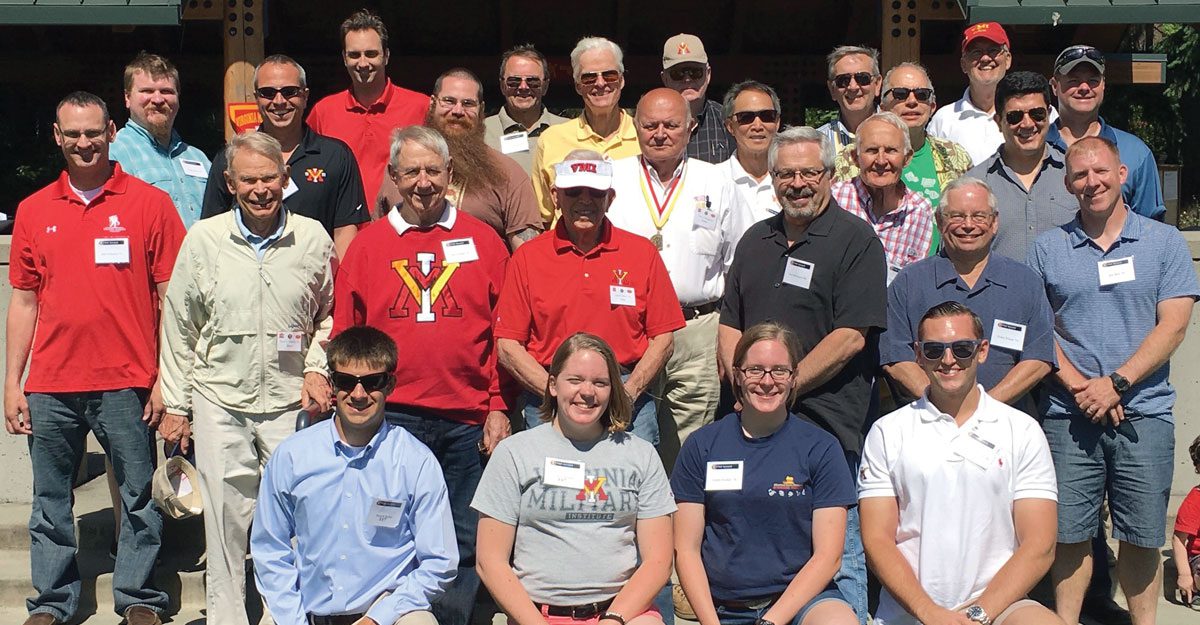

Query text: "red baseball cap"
[961, 22, 1010, 53]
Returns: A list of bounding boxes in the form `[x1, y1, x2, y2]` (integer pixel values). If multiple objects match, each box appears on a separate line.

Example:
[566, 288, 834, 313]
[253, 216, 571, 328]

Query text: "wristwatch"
[965, 604, 991, 625]
[600, 612, 626, 625]
[1109, 372, 1131, 393]
[754, 619, 775, 625]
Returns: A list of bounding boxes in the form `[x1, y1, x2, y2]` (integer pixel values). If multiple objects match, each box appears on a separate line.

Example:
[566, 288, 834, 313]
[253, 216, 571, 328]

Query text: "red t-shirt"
[332, 207, 509, 424]
[10, 164, 185, 392]
[494, 221, 686, 367]
[1175, 486, 1200, 557]
[307, 80, 428, 209]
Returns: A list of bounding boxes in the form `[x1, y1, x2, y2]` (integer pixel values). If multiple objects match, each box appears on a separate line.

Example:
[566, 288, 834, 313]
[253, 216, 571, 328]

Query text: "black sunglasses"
[255, 86, 304, 100]
[504, 75, 543, 90]
[563, 187, 607, 198]
[1055, 46, 1105, 72]
[884, 87, 934, 102]
[579, 70, 621, 86]
[1004, 107, 1049, 126]
[668, 66, 705, 82]
[917, 340, 982, 361]
[833, 72, 875, 89]
[732, 109, 779, 125]
[330, 371, 393, 394]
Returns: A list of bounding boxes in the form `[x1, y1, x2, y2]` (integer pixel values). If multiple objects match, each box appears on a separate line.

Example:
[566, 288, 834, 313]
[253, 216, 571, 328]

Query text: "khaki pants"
[657, 311, 721, 473]
[193, 392, 298, 625]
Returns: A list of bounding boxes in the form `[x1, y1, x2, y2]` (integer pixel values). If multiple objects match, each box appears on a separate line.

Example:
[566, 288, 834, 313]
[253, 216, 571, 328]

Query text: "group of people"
[5, 9, 1199, 625]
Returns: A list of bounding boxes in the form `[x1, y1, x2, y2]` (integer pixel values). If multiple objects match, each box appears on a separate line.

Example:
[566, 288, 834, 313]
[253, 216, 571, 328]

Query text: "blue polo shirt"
[1047, 118, 1166, 221]
[110, 120, 210, 229]
[881, 253, 1057, 413]
[1027, 210, 1199, 419]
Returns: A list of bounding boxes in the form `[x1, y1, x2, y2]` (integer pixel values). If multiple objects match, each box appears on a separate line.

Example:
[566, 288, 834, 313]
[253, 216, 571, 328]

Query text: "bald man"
[607, 88, 737, 466]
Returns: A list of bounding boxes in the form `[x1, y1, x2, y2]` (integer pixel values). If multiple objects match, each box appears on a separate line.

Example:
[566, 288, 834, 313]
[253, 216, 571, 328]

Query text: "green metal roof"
[0, 0, 181, 25]
[957, 0, 1200, 24]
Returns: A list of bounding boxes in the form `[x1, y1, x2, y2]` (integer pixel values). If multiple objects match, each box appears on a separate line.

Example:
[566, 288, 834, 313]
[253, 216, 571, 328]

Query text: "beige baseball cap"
[663, 34, 708, 69]
[152, 455, 203, 520]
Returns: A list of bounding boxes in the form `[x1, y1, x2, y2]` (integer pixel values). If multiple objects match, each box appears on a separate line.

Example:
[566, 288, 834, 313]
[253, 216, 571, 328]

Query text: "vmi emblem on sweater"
[389, 252, 462, 322]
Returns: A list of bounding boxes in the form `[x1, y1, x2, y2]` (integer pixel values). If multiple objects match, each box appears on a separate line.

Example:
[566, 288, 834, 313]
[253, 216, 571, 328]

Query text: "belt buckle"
[571, 604, 596, 620]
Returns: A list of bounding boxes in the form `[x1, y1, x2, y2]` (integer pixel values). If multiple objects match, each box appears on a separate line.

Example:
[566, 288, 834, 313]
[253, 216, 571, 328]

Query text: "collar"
[1046, 115, 1119, 150]
[254, 124, 321, 162]
[388, 201, 457, 235]
[124, 119, 184, 154]
[345, 79, 394, 112]
[641, 155, 687, 187]
[1065, 207, 1142, 248]
[915, 385, 998, 423]
[726, 152, 771, 185]
[552, 219, 618, 255]
[992, 143, 1065, 178]
[954, 87, 991, 118]
[575, 110, 637, 143]
[850, 177, 919, 221]
[931, 252, 1009, 290]
[233, 205, 288, 244]
[52, 162, 131, 202]
[696, 99, 721, 123]
[765, 198, 837, 243]
[497, 105, 555, 134]
[331, 416, 393, 457]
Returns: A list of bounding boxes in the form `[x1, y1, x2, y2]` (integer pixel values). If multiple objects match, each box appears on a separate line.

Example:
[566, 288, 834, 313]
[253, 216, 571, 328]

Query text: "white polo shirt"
[858, 387, 1057, 625]
[606, 155, 735, 306]
[722, 153, 780, 245]
[927, 89, 1004, 167]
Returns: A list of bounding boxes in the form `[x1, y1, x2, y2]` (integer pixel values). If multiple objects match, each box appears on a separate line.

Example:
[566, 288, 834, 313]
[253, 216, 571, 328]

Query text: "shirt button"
[345, 493, 352, 499]
[584, 272, 589, 278]
[774, 282, 781, 288]
[340, 554, 347, 560]
[342, 524, 349, 529]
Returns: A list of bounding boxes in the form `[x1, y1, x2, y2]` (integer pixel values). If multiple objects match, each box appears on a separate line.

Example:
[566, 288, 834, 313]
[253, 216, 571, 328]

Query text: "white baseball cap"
[554, 159, 614, 191]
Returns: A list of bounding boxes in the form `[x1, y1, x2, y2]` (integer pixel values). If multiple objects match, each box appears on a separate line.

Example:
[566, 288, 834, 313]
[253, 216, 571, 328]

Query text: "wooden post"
[882, 0, 922, 71]
[223, 0, 265, 140]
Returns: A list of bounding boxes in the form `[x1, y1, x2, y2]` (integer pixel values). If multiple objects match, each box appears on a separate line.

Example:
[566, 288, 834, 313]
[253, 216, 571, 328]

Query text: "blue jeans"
[521, 372, 660, 445]
[386, 408, 484, 625]
[834, 451, 867, 625]
[714, 588, 847, 625]
[26, 390, 167, 621]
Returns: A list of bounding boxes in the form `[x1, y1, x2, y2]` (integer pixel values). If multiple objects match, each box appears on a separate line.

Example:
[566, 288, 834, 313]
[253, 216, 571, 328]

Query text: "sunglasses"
[833, 72, 875, 89]
[504, 75, 543, 90]
[330, 371, 393, 394]
[732, 109, 779, 125]
[254, 86, 304, 100]
[1004, 107, 1049, 125]
[668, 66, 705, 82]
[884, 87, 934, 102]
[917, 340, 982, 361]
[1055, 46, 1105, 72]
[563, 187, 607, 198]
[579, 70, 622, 86]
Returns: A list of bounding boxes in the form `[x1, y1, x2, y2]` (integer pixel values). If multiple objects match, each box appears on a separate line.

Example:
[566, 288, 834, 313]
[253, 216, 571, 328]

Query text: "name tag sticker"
[282, 177, 299, 200]
[782, 257, 814, 289]
[94, 237, 131, 264]
[543, 458, 586, 489]
[500, 131, 530, 155]
[692, 197, 718, 230]
[951, 429, 999, 469]
[180, 159, 207, 178]
[368, 498, 405, 527]
[441, 237, 479, 263]
[1097, 256, 1135, 286]
[704, 460, 744, 491]
[990, 319, 1027, 352]
[609, 285, 636, 307]
[276, 331, 303, 353]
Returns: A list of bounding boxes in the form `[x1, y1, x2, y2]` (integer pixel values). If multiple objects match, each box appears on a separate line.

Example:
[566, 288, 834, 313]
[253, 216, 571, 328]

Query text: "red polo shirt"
[307, 80, 428, 209]
[495, 221, 685, 367]
[10, 163, 186, 393]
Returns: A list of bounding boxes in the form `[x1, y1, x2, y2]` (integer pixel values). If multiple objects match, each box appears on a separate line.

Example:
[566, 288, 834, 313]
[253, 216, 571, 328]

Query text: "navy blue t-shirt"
[670, 413, 857, 601]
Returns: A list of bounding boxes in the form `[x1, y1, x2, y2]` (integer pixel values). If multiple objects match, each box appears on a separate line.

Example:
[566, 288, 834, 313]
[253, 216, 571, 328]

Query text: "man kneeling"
[859, 302, 1063, 625]
[252, 326, 458, 625]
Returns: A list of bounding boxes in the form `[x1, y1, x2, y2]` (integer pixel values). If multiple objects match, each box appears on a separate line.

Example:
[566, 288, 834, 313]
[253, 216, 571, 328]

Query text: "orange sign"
[227, 103, 262, 134]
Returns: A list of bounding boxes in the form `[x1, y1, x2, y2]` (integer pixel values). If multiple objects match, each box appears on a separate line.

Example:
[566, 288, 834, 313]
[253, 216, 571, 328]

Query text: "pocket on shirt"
[689, 228, 721, 257]
[204, 311, 258, 364]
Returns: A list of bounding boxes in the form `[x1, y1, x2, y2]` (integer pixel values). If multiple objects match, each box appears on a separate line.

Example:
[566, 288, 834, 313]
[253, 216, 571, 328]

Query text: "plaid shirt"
[109, 120, 210, 229]
[831, 177, 934, 271]
[686, 99, 734, 164]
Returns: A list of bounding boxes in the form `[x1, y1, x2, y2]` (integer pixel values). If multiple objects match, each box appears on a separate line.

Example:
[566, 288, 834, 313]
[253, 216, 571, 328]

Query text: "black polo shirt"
[201, 125, 369, 235]
[720, 201, 888, 454]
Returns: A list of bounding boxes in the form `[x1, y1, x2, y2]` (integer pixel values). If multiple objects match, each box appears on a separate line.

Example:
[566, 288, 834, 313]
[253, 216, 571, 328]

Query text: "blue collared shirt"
[234, 206, 288, 260]
[1047, 117, 1166, 221]
[251, 418, 458, 625]
[1027, 210, 1200, 419]
[881, 252, 1057, 414]
[109, 120, 210, 228]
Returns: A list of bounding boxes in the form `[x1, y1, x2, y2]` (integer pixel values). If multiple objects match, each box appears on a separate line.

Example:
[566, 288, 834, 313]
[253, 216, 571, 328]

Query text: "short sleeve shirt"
[109, 120, 210, 229]
[720, 205, 888, 454]
[670, 413, 856, 601]
[1046, 117, 1166, 221]
[966, 146, 1077, 262]
[470, 425, 676, 604]
[531, 113, 642, 225]
[685, 99, 734, 164]
[1174, 487, 1200, 557]
[926, 89, 1004, 167]
[484, 106, 571, 175]
[831, 178, 935, 276]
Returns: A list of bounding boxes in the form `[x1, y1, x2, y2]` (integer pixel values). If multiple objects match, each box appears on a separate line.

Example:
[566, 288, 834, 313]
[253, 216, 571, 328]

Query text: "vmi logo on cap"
[677, 42, 691, 55]
[969, 23, 989, 33]
[571, 162, 598, 173]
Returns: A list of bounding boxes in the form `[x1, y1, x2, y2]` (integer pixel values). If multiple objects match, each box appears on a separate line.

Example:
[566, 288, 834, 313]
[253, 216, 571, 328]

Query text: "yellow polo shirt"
[530, 111, 641, 225]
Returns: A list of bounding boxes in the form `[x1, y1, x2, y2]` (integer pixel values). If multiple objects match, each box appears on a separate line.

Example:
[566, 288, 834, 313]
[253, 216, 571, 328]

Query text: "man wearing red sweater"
[332, 125, 511, 625]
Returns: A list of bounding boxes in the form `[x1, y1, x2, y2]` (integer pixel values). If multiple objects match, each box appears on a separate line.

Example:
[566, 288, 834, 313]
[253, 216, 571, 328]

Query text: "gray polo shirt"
[484, 106, 569, 175]
[966, 145, 1077, 262]
[1027, 210, 1200, 420]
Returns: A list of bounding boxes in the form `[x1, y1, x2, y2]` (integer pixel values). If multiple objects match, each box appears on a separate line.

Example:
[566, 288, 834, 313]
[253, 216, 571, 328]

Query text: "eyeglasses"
[942, 211, 995, 224]
[1055, 46, 1105, 73]
[1003, 107, 1048, 125]
[668, 66, 706, 82]
[579, 70, 622, 86]
[884, 87, 934, 102]
[563, 187, 607, 198]
[965, 45, 1008, 62]
[330, 371, 393, 394]
[255, 86, 304, 100]
[731, 109, 779, 125]
[833, 72, 875, 89]
[437, 96, 480, 111]
[504, 75, 544, 90]
[397, 166, 445, 180]
[739, 366, 795, 381]
[773, 168, 826, 183]
[917, 340, 982, 361]
[58, 128, 107, 142]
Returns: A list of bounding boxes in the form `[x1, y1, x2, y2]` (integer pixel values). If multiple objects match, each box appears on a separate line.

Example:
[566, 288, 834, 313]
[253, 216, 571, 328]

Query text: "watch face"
[965, 606, 985, 621]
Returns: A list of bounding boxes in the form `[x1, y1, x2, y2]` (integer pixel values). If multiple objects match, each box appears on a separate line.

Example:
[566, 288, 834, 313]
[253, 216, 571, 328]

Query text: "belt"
[681, 301, 719, 321]
[713, 594, 780, 611]
[309, 614, 366, 625]
[534, 597, 614, 619]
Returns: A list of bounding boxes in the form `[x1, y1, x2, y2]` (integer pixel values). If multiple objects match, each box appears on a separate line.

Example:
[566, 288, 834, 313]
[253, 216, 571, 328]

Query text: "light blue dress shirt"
[1047, 117, 1166, 221]
[234, 206, 288, 260]
[109, 119, 210, 228]
[251, 418, 458, 625]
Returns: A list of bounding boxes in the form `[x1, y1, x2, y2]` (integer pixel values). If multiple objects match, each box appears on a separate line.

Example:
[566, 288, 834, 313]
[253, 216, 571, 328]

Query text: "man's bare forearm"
[987, 360, 1051, 405]
[882, 361, 928, 400]
[627, 333, 673, 398]
[496, 338, 549, 396]
[795, 327, 866, 395]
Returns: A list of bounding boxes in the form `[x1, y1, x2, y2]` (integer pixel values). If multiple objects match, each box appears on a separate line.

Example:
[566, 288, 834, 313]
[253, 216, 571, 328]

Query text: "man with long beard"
[378, 68, 542, 250]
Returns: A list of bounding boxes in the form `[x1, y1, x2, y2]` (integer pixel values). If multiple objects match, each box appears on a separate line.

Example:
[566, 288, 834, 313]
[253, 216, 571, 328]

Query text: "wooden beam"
[223, 0, 265, 140]
[882, 0, 922, 70]
[180, 0, 221, 21]
[916, 0, 965, 20]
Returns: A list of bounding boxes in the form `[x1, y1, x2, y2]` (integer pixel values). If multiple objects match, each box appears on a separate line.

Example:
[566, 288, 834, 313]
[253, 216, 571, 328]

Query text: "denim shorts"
[1041, 414, 1175, 547]
[714, 587, 848, 625]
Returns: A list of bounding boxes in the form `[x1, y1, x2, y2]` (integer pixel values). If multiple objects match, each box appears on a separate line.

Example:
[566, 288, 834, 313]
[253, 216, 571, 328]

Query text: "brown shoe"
[673, 583, 698, 621]
[22, 614, 59, 625]
[123, 606, 163, 625]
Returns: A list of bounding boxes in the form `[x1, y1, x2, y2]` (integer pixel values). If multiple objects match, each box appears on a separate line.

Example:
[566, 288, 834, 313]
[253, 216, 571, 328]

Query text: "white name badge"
[952, 429, 999, 469]
[180, 158, 207, 178]
[94, 237, 131, 264]
[704, 460, 744, 491]
[692, 197, 718, 230]
[543, 457, 586, 489]
[441, 237, 480, 263]
[500, 131, 530, 154]
[277, 331, 303, 353]
[782, 257, 814, 289]
[368, 498, 405, 527]
[610, 285, 636, 307]
[282, 176, 299, 200]
[990, 319, 1027, 352]
[1098, 256, 1135, 286]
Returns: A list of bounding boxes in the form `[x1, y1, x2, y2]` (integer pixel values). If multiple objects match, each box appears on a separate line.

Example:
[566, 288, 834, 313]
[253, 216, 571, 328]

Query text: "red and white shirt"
[832, 177, 934, 279]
